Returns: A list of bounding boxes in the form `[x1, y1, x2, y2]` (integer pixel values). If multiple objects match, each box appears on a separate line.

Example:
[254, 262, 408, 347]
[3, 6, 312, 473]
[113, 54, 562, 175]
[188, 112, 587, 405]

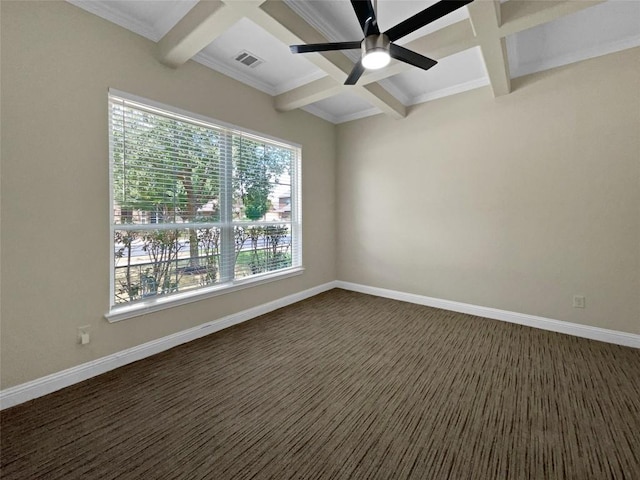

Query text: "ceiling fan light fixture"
[362, 50, 390, 70]
[361, 34, 390, 70]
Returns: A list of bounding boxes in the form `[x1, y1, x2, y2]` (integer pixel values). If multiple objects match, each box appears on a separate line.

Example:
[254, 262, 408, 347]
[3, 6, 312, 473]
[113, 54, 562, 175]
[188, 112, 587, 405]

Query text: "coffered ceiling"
[67, 0, 640, 124]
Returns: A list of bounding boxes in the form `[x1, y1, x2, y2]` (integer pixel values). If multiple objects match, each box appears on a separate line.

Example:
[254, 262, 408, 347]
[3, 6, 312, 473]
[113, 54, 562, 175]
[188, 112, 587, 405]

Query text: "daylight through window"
[109, 91, 301, 314]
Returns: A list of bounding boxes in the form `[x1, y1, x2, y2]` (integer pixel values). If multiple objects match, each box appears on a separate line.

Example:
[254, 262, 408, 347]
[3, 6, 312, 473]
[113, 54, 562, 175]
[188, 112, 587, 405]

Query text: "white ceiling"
[68, 0, 640, 124]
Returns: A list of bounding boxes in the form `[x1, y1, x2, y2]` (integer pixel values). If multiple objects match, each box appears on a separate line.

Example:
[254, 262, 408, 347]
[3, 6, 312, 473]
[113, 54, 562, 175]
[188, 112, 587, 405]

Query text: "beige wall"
[337, 47, 640, 335]
[2, 2, 639, 391]
[0, 1, 336, 388]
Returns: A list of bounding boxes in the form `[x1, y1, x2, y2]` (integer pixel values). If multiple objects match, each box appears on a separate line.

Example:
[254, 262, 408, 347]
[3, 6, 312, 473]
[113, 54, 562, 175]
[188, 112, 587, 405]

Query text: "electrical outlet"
[572, 295, 585, 308]
[77, 325, 91, 345]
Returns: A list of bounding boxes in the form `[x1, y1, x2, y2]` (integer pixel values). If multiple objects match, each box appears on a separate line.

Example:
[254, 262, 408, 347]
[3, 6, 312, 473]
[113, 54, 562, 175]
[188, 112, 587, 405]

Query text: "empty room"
[1, 0, 639, 478]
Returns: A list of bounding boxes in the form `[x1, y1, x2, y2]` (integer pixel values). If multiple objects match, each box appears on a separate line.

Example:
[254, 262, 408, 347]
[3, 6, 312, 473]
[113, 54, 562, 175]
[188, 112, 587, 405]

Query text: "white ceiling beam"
[402, 18, 478, 61]
[465, 0, 604, 98]
[357, 82, 407, 119]
[468, 0, 511, 97]
[500, 0, 606, 37]
[236, 0, 405, 118]
[158, 0, 247, 68]
[275, 77, 343, 111]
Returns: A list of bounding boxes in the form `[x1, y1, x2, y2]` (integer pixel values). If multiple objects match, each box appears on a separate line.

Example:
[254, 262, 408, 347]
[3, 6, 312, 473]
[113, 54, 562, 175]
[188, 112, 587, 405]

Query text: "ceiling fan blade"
[389, 44, 437, 71]
[351, 0, 380, 36]
[345, 61, 366, 85]
[384, 0, 474, 42]
[290, 41, 362, 54]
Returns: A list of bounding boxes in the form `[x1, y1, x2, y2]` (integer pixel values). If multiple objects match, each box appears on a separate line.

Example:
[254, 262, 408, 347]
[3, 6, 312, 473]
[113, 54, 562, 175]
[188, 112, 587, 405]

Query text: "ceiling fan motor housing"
[361, 34, 391, 69]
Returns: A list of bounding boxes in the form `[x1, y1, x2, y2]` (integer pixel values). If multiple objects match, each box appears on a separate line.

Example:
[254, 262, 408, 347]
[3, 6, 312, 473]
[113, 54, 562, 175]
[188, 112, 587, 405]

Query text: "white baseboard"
[3, 280, 637, 410]
[335, 281, 640, 349]
[0, 282, 338, 411]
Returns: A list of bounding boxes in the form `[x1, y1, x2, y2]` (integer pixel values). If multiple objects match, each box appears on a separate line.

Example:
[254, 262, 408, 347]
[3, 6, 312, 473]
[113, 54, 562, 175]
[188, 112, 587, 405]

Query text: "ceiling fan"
[290, 0, 474, 85]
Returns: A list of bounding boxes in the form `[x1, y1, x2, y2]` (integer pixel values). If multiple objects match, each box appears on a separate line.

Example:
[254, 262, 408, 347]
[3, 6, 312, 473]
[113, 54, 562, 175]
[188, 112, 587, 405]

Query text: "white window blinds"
[109, 91, 301, 313]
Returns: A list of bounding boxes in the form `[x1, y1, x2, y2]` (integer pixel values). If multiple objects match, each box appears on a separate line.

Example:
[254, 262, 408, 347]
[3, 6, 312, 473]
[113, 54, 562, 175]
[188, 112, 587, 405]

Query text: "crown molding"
[301, 104, 382, 125]
[378, 78, 412, 105]
[193, 52, 277, 96]
[300, 104, 338, 124]
[284, 0, 345, 44]
[273, 71, 329, 96]
[66, 0, 160, 41]
[335, 106, 382, 124]
[152, 0, 199, 40]
[378, 76, 490, 108]
[410, 77, 490, 105]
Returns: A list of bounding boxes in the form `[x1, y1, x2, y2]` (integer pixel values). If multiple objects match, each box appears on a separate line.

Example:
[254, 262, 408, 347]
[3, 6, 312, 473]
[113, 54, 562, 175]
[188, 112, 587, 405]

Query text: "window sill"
[105, 267, 305, 323]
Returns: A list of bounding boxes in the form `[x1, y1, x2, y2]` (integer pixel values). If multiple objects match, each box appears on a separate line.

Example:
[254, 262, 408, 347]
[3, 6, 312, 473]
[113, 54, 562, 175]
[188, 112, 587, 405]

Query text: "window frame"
[106, 89, 303, 322]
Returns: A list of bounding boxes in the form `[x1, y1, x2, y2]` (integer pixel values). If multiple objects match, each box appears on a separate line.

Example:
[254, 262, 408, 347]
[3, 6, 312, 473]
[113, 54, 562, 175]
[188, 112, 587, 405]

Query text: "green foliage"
[141, 230, 183, 297]
[233, 137, 291, 220]
[114, 230, 140, 302]
[112, 107, 221, 223]
[243, 225, 291, 274]
[197, 227, 220, 284]
[112, 105, 222, 266]
[112, 105, 293, 225]
[244, 195, 269, 221]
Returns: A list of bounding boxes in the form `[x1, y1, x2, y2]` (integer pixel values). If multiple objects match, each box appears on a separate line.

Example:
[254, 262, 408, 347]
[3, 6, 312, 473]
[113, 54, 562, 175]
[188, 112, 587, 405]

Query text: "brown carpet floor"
[1, 289, 639, 479]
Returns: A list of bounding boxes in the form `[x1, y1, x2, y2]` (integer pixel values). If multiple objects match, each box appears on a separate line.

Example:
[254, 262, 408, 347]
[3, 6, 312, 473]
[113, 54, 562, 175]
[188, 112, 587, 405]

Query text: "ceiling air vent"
[233, 51, 263, 68]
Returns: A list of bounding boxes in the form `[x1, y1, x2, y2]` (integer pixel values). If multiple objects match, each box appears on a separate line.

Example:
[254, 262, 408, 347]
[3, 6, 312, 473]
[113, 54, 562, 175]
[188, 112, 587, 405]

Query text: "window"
[108, 90, 302, 320]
